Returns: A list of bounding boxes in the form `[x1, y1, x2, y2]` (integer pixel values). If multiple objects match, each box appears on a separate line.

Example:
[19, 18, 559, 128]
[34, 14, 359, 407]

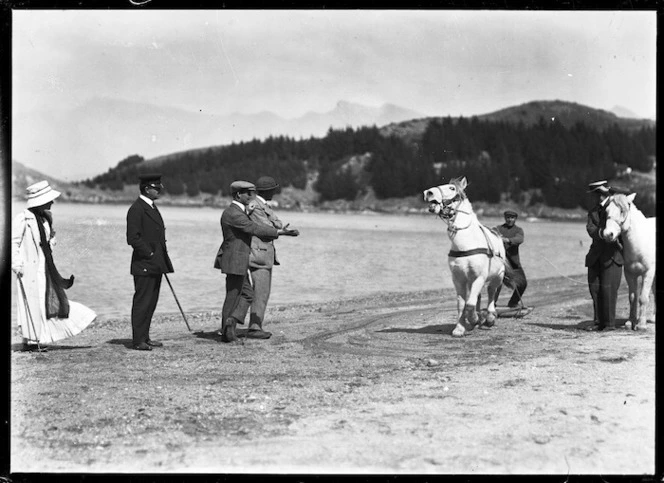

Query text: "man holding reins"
[495, 209, 529, 310]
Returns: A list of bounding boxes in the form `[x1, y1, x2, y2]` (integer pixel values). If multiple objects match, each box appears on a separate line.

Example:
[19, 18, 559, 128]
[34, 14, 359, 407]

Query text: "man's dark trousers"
[222, 272, 253, 324]
[496, 268, 528, 307]
[132, 274, 162, 345]
[587, 260, 622, 328]
[506, 268, 527, 307]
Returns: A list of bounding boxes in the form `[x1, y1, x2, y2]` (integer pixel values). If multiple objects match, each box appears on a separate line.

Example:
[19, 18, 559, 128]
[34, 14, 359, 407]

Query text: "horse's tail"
[501, 259, 525, 289]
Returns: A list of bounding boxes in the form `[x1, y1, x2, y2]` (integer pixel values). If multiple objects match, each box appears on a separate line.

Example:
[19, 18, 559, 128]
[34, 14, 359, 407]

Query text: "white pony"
[602, 193, 656, 331]
[423, 177, 524, 337]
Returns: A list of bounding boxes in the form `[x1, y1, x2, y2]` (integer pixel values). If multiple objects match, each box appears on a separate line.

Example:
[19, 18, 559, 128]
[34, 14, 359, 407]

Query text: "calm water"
[10, 202, 589, 319]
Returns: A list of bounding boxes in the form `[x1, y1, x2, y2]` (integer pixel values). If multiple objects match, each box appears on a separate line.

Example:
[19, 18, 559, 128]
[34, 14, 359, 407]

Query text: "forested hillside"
[82, 101, 656, 215]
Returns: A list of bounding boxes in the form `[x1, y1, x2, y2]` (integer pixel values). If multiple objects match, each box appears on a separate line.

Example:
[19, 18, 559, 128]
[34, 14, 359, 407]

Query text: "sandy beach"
[10, 275, 655, 475]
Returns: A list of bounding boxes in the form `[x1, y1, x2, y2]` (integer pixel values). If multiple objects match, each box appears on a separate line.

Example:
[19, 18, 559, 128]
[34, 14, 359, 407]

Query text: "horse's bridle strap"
[448, 248, 492, 258]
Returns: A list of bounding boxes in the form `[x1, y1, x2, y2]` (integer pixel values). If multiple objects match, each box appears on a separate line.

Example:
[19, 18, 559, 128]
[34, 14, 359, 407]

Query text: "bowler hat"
[255, 176, 279, 191]
[504, 210, 518, 218]
[587, 180, 610, 194]
[26, 180, 61, 208]
[230, 180, 256, 194]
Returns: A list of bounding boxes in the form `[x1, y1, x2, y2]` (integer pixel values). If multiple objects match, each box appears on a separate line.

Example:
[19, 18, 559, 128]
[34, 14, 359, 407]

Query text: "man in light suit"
[218, 181, 298, 344]
[127, 173, 173, 351]
[248, 176, 300, 339]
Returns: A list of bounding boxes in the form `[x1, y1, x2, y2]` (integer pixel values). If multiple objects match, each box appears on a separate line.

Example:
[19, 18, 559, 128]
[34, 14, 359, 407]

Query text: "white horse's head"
[423, 177, 468, 217]
[603, 193, 636, 242]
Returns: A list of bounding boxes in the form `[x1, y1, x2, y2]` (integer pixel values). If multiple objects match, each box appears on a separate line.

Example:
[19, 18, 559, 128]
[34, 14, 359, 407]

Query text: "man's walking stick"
[164, 274, 191, 331]
[16, 276, 43, 351]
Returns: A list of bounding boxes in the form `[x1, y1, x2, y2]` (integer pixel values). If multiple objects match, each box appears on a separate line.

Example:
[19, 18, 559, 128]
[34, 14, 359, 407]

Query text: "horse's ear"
[627, 193, 636, 203]
[459, 177, 468, 189]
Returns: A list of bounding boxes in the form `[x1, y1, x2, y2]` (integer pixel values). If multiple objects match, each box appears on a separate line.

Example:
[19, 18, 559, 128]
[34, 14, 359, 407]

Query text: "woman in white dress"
[11, 180, 96, 352]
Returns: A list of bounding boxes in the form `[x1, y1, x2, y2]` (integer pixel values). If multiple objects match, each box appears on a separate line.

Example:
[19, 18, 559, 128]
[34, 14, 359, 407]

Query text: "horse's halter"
[604, 197, 631, 238]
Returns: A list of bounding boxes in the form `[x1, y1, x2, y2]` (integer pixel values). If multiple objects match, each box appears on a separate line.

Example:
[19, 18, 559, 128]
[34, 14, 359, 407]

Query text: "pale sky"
[13, 9, 657, 119]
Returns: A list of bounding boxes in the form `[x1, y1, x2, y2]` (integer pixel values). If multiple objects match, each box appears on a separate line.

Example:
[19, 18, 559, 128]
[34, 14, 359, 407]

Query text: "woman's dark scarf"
[30, 208, 74, 318]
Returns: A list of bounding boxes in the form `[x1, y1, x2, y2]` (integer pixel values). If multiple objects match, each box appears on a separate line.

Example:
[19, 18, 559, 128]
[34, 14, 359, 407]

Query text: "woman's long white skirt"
[21, 301, 96, 345]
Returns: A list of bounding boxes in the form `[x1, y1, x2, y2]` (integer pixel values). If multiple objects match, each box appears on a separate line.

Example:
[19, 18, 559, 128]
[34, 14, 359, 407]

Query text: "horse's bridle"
[427, 189, 498, 258]
[435, 195, 473, 235]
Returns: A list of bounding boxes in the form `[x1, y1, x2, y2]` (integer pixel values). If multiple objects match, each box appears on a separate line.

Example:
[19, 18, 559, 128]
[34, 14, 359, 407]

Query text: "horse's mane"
[448, 177, 468, 200]
[611, 193, 632, 217]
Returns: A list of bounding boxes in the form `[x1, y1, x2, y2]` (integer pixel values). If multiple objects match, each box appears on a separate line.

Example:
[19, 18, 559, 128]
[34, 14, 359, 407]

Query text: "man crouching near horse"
[423, 177, 526, 337]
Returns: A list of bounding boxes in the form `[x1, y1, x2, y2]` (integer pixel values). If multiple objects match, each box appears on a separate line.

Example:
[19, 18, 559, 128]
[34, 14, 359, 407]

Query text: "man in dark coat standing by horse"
[584, 180, 623, 331]
[126, 173, 174, 351]
[217, 180, 298, 344]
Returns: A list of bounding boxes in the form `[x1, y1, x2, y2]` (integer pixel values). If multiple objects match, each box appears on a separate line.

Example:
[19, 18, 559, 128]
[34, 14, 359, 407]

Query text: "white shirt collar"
[600, 197, 610, 208]
[256, 195, 266, 204]
[232, 200, 246, 212]
[140, 194, 154, 207]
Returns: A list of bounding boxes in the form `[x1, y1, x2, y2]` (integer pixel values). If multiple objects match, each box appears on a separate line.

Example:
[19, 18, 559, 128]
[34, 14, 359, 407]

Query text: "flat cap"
[504, 210, 518, 217]
[255, 176, 280, 191]
[587, 180, 610, 193]
[230, 180, 256, 194]
[138, 173, 162, 184]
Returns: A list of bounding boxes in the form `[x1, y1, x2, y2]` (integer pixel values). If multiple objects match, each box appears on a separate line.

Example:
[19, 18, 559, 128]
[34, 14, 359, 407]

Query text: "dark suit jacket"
[127, 198, 174, 276]
[219, 203, 279, 275]
[585, 203, 623, 268]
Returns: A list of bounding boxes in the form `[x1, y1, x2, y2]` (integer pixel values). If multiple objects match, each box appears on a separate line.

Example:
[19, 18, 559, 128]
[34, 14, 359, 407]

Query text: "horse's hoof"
[624, 321, 632, 330]
[452, 328, 465, 338]
[634, 323, 648, 331]
[484, 313, 496, 327]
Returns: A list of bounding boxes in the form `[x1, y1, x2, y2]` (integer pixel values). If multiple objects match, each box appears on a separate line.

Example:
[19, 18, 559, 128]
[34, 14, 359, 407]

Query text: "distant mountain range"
[12, 98, 424, 181]
[379, 100, 655, 143]
[13, 98, 655, 182]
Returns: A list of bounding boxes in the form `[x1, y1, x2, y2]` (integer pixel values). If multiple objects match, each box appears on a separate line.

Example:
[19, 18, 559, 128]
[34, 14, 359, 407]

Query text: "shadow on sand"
[11, 343, 93, 352]
[106, 338, 135, 349]
[377, 324, 457, 336]
[193, 328, 255, 340]
[528, 318, 631, 332]
[193, 330, 222, 341]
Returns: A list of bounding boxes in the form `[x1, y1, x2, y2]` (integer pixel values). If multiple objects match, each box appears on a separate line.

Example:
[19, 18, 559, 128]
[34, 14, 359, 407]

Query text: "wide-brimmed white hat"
[26, 180, 61, 208]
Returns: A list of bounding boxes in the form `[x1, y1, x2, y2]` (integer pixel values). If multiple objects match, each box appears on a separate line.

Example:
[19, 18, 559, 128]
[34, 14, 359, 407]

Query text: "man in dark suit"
[218, 180, 297, 344]
[584, 180, 623, 331]
[495, 209, 528, 308]
[126, 173, 174, 351]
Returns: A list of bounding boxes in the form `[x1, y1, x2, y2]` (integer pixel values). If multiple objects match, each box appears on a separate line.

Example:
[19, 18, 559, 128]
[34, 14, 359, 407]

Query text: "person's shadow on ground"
[378, 324, 457, 335]
[107, 338, 136, 349]
[11, 342, 93, 352]
[192, 330, 222, 341]
[530, 318, 632, 332]
[193, 329, 253, 340]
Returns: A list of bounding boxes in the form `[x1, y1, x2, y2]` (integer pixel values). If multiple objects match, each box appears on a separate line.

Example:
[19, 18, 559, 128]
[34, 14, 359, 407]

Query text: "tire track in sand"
[299, 276, 607, 358]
